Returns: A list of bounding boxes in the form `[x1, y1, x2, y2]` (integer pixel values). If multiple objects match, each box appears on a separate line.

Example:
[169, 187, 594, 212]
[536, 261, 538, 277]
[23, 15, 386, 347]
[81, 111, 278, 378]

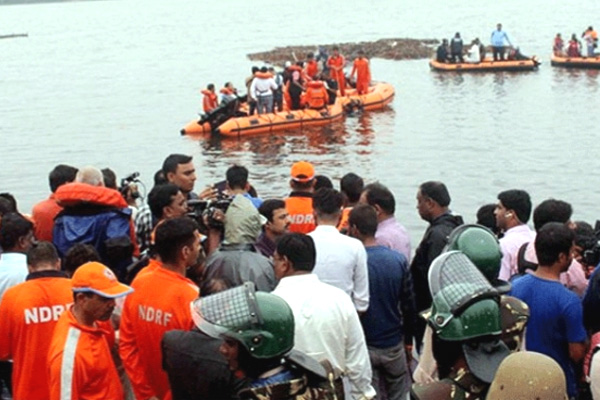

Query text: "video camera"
[119, 172, 141, 200]
[187, 197, 233, 231]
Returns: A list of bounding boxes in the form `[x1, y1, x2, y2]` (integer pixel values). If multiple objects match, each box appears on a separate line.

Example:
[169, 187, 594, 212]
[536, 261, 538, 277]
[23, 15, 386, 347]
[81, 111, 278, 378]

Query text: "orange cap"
[72, 262, 133, 298]
[291, 161, 315, 182]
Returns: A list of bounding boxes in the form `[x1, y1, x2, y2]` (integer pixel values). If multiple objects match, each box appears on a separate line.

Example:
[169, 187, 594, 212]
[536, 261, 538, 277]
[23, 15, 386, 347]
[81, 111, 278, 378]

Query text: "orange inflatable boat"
[339, 82, 395, 111]
[430, 57, 540, 72]
[551, 55, 600, 69]
[214, 100, 343, 138]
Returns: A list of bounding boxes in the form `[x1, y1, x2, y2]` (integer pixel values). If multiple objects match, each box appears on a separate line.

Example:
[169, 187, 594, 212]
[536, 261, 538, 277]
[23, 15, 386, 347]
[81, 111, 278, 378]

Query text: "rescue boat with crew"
[339, 82, 395, 111]
[180, 81, 395, 137]
[550, 55, 600, 69]
[429, 57, 540, 72]
[215, 99, 344, 138]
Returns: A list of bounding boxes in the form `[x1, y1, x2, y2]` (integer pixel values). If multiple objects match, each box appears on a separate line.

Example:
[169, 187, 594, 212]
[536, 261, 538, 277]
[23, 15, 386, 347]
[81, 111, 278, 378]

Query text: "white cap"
[284, 61, 292, 68]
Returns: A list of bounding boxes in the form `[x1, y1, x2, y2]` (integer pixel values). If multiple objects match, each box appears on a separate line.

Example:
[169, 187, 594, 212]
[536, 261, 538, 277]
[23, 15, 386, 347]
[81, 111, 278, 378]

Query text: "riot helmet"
[191, 282, 294, 359]
[487, 351, 568, 400]
[445, 224, 510, 293]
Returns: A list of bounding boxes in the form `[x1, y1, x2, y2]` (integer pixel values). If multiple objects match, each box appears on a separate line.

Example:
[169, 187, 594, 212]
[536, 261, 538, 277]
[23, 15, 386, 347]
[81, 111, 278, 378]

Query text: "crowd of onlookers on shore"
[0, 154, 599, 399]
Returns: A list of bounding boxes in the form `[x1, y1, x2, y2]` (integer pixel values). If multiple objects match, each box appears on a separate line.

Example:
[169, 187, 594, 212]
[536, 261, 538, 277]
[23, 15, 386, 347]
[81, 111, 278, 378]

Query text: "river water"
[2, 0, 600, 244]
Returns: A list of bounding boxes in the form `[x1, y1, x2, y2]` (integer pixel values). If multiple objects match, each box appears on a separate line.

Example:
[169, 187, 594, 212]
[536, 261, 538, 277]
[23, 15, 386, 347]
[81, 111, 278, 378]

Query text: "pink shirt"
[498, 224, 535, 281]
[375, 216, 411, 262]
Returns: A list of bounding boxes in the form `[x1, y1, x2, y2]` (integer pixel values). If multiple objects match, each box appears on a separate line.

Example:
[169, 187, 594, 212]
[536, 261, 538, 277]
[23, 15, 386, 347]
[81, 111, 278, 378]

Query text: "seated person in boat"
[506, 47, 529, 61]
[567, 34, 582, 57]
[220, 82, 238, 104]
[436, 39, 450, 62]
[553, 33, 565, 56]
[302, 80, 329, 110]
[202, 84, 219, 113]
[466, 38, 481, 63]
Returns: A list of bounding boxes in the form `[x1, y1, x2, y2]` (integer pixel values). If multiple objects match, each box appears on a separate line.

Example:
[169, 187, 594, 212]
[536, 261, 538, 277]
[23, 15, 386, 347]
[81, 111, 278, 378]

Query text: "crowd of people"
[200, 47, 372, 119]
[553, 27, 600, 57]
[436, 23, 532, 64]
[0, 155, 599, 399]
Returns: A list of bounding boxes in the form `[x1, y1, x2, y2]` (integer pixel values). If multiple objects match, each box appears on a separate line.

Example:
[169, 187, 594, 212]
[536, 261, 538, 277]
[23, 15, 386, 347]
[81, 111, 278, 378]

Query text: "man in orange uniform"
[302, 80, 329, 109]
[285, 161, 317, 234]
[327, 46, 346, 96]
[48, 261, 132, 400]
[0, 242, 71, 400]
[304, 52, 319, 80]
[201, 83, 219, 113]
[350, 50, 371, 95]
[119, 216, 201, 400]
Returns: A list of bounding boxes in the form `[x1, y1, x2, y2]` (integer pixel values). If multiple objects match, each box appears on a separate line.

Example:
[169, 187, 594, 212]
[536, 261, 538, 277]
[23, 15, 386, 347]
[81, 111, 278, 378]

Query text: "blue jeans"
[257, 95, 273, 114]
[368, 342, 410, 400]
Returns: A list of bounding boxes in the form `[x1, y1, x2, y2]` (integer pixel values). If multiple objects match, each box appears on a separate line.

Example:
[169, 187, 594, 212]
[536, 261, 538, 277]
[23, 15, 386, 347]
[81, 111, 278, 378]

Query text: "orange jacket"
[302, 81, 329, 109]
[327, 54, 345, 80]
[48, 308, 122, 400]
[305, 60, 319, 79]
[201, 90, 218, 112]
[351, 57, 371, 84]
[54, 182, 140, 258]
[119, 263, 199, 400]
[285, 193, 315, 234]
[31, 194, 63, 241]
[337, 206, 353, 233]
[0, 273, 72, 400]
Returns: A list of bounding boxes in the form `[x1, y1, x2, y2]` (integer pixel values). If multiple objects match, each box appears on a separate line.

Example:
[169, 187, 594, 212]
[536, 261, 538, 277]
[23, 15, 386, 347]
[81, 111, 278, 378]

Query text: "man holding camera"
[135, 154, 215, 255]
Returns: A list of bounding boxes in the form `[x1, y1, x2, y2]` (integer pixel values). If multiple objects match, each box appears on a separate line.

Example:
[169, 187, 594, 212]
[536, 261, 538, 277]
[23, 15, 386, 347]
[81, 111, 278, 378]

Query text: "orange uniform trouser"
[336, 74, 346, 96]
[356, 79, 369, 95]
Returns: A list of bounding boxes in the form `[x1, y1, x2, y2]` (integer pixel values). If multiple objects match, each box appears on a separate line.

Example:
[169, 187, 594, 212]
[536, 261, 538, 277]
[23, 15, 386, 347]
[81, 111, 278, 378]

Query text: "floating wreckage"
[247, 38, 438, 66]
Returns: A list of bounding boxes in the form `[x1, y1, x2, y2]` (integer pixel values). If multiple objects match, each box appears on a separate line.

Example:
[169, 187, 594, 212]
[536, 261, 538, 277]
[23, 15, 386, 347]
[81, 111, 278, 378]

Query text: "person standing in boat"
[250, 66, 278, 115]
[582, 26, 598, 56]
[285, 70, 304, 111]
[491, 23, 512, 61]
[553, 33, 565, 56]
[327, 46, 346, 96]
[245, 66, 259, 115]
[269, 67, 284, 112]
[568, 34, 582, 57]
[350, 50, 371, 95]
[450, 32, 464, 63]
[201, 84, 219, 113]
[304, 52, 319, 80]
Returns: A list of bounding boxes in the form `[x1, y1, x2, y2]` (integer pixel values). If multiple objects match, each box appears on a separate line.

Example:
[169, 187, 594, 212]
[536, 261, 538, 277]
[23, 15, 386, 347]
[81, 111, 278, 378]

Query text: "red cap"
[291, 161, 315, 182]
[71, 262, 133, 298]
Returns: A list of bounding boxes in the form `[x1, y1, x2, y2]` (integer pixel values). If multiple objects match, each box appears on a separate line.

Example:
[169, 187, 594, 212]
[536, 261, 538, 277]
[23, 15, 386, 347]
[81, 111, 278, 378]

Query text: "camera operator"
[135, 154, 218, 255]
[202, 195, 276, 292]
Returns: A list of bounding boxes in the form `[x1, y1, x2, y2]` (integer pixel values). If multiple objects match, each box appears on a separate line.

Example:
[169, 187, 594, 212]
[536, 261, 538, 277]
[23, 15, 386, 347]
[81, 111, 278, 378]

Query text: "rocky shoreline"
[247, 38, 439, 66]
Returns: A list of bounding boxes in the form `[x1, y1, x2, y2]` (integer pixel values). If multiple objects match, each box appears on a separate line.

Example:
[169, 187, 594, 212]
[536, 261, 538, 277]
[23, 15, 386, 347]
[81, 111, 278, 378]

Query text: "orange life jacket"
[285, 193, 315, 234]
[303, 81, 329, 109]
[201, 90, 218, 112]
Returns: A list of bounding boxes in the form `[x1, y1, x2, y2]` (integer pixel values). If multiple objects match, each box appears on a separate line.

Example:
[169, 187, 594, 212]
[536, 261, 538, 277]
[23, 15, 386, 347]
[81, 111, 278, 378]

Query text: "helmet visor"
[190, 282, 262, 338]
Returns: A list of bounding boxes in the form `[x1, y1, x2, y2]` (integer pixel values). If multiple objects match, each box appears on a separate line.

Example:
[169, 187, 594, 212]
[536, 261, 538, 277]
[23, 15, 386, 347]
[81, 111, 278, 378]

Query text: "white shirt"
[0, 253, 28, 303]
[308, 225, 369, 312]
[498, 224, 535, 281]
[273, 274, 376, 400]
[591, 345, 600, 400]
[467, 43, 480, 63]
[250, 76, 277, 98]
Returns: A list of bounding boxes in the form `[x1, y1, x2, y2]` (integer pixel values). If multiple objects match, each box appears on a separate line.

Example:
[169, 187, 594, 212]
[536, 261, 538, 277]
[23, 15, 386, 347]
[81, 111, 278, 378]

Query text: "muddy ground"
[247, 38, 439, 66]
